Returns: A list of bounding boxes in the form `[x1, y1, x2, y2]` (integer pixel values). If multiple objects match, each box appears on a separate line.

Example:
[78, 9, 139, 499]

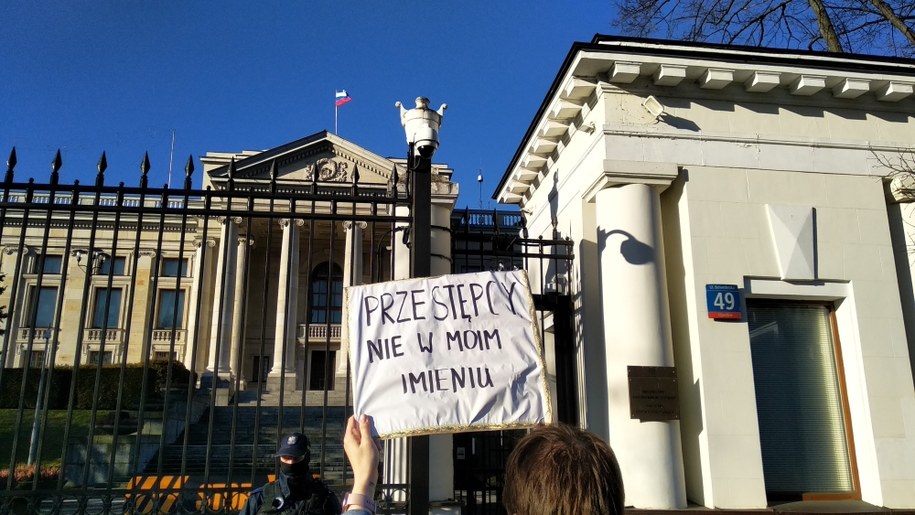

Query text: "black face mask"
[280, 458, 310, 483]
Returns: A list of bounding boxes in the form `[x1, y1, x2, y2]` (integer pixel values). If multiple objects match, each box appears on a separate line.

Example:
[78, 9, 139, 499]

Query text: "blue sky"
[1, 1, 618, 209]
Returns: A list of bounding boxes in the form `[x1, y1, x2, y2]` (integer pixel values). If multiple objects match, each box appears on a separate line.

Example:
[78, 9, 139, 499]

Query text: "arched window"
[309, 261, 343, 324]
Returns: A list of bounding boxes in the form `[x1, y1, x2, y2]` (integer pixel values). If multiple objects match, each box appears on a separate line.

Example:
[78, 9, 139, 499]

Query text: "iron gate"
[450, 209, 576, 514]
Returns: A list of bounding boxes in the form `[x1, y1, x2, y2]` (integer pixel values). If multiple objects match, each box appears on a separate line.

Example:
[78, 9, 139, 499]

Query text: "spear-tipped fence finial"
[95, 151, 107, 187]
[51, 149, 62, 179]
[184, 155, 194, 190]
[140, 153, 151, 189]
[98, 151, 108, 174]
[6, 147, 17, 183]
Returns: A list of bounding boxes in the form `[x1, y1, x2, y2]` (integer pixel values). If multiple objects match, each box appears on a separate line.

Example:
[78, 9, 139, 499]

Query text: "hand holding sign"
[344, 270, 552, 438]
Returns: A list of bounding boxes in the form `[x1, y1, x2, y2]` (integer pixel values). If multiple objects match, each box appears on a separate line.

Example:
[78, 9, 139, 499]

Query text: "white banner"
[344, 270, 552, 438]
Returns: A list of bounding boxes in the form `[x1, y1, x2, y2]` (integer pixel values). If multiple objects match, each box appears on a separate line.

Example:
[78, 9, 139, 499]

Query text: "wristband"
[342, 492, 376, 513]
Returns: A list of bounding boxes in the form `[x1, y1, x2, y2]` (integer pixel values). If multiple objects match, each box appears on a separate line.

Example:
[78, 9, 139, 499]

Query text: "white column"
[206, 217, 239, 380]
[595, 183, 686, 509]
[269, 219, 301, 385]
[229, 235, 252, 385]
[428, 200, 455, 508]
[338, 221, 366, 377]
[184, 238, 215, 376]
[386, 205, 412, 503]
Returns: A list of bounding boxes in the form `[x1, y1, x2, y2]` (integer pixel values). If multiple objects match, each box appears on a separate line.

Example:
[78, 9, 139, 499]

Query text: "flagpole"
[334, 89, 350, 134]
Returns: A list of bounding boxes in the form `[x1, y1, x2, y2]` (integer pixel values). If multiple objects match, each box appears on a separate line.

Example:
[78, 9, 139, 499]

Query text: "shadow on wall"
[575, 236, 608, 438]
[598, 229, 656, 266]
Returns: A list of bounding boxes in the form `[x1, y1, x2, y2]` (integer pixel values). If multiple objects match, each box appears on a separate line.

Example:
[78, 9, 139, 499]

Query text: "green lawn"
[0, 409, 111, 468]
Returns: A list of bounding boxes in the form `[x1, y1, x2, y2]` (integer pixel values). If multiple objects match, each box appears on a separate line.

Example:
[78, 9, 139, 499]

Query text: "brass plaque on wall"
[628, 366, 680, 421]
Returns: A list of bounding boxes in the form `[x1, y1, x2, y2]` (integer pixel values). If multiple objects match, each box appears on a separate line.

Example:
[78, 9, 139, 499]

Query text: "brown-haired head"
[502, 424, 625, 515]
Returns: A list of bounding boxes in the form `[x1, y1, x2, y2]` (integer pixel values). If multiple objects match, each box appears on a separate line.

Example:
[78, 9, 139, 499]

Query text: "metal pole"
[409, 142, 431, 515]
[411, 150, 432, 278]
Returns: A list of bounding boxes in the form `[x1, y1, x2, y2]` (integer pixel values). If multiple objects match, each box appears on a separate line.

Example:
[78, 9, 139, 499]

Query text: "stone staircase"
[145, 402, 353, 490]
[234, 387, 352, 407]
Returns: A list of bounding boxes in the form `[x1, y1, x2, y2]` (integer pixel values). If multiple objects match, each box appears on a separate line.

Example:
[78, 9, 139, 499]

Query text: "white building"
[495, 36, 915, 510]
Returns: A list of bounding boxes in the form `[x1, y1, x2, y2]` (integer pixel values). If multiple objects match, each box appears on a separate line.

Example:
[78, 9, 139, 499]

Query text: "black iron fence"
[0, 148, 412, 514]
[0, 148, 576, 515]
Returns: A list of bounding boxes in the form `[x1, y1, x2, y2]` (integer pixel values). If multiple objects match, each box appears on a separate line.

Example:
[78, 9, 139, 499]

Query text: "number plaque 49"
[705, 284, 742, 320]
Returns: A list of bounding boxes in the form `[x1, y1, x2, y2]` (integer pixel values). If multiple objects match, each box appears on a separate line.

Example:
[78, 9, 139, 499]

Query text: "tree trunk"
[807, 0, 844, 51]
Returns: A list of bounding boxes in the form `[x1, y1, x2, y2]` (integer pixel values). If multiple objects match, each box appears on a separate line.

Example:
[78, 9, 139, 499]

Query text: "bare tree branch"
[867, 0, 915, 45]
[610, 0, 915, 55]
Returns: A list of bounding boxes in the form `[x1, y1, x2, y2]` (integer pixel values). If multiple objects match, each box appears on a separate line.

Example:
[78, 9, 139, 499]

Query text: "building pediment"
[201, 131, 401, 189]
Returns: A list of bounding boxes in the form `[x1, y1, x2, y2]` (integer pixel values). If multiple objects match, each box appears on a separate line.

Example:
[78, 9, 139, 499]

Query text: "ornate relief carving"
[303, 158, 349, 182]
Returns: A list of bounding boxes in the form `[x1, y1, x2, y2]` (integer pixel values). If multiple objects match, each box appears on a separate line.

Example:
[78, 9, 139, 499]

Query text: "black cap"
[277, 432, 310, 457]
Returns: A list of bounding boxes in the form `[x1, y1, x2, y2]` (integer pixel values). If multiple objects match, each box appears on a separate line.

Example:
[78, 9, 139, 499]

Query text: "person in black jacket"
[240, 432, 342, 515]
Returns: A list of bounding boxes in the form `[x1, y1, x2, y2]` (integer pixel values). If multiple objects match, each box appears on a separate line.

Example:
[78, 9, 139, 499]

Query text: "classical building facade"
[495, 37, 915, 510]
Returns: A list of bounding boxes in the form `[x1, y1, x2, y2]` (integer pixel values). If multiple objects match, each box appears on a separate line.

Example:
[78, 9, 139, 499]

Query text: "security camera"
[412, 126, 439, 159]
[415, 141, 438, 159]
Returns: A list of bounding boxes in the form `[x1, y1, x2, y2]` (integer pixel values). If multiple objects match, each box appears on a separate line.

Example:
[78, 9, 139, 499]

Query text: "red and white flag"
[335, 90, 352, 107]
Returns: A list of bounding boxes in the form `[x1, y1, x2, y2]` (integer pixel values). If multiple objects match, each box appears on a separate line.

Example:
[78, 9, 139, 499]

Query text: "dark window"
[28, 350, 46, 368]
[36, 255, 62, 274]
[308, 351, 336, 391]
[309, 262, 343, 324]
[161, 258, 189, 277]
[29, 286, 58, 327]
[98, 256, 126, 275]
[153, 351, 177, 361]
[748, 300, 855, 499]
[88, 350, 113, 366]
[92, 288, 122, 328]
[157, 289, 186, 329]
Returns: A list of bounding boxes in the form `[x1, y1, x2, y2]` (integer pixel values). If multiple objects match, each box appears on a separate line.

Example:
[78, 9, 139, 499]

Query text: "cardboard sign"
[344, 270, 552, 438]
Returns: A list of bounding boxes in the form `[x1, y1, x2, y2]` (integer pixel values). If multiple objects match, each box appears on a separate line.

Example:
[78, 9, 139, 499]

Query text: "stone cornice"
[583, 161, 680, 203]
[497, 37, 915, 205]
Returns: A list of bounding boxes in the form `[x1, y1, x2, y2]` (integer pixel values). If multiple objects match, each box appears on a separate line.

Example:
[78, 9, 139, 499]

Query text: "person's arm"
[342, 414, 379, 513]
[239, 486, 263, 515]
